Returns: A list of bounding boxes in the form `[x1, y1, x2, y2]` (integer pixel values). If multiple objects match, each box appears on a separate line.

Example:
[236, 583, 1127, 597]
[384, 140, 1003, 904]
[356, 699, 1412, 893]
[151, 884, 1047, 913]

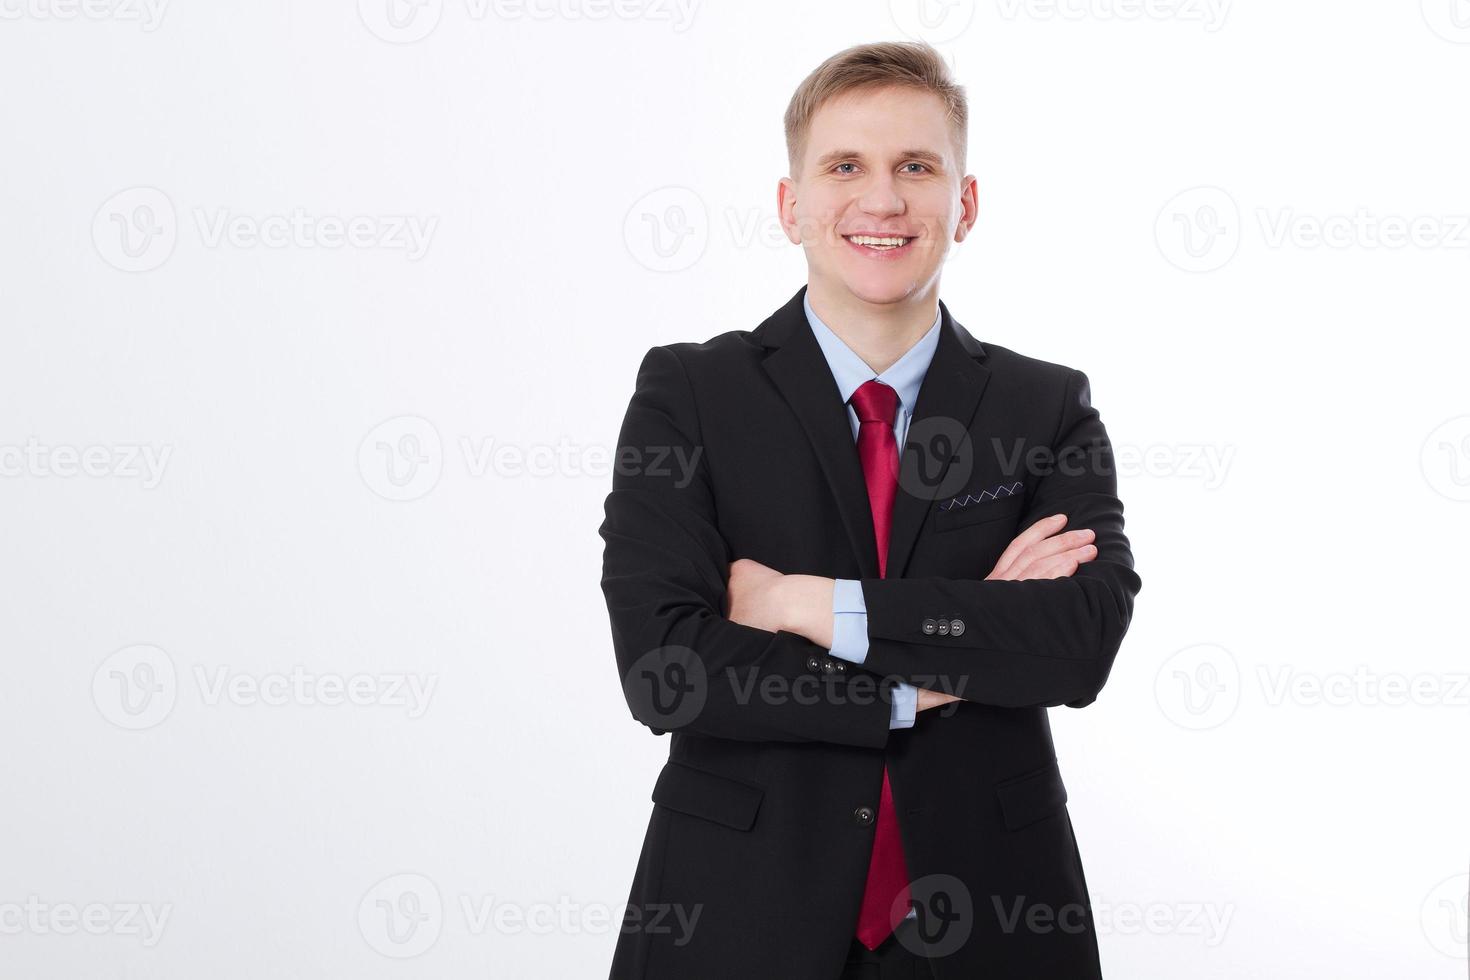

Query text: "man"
[600, 40, 1141, 979]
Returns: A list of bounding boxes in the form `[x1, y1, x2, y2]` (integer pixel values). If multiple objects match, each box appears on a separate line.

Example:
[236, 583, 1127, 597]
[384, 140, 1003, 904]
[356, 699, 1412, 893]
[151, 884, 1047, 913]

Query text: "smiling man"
[600, 41, 1141, 979]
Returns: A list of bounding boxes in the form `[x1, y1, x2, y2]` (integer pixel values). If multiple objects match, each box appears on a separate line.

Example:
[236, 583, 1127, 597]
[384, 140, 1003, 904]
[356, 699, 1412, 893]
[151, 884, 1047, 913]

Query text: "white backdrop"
[2, 1, 1467, 977]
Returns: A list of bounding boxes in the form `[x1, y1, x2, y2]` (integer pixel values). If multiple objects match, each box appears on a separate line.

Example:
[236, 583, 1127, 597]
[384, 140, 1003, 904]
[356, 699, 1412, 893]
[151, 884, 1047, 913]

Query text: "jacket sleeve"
[856, 368, 1142, 710]
[599, 345, 894, 746]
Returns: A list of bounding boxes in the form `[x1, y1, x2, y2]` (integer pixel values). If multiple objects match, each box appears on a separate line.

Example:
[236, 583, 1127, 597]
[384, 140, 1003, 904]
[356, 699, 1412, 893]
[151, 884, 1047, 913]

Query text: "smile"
[843, 234, 916, 257]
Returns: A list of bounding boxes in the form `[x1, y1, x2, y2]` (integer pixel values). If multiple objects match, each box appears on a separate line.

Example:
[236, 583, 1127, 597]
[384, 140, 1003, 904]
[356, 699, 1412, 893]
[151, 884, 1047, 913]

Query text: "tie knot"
[850, 379, 898, 426]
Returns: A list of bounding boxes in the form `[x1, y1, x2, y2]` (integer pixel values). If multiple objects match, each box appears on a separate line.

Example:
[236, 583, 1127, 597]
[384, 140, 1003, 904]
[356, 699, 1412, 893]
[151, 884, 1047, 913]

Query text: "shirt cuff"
[889, 682, 917, 729]
[830, 577, 870, 666]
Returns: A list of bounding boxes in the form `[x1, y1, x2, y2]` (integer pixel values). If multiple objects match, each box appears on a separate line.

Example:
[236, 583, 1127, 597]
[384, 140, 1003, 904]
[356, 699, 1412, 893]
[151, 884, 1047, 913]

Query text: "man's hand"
[726, 558, 830, 640]
[917, 687, 962, 711]
[725, 515, 1097, 714]
[987, 513, 1096, 581]
[919, 514, 1096, 713]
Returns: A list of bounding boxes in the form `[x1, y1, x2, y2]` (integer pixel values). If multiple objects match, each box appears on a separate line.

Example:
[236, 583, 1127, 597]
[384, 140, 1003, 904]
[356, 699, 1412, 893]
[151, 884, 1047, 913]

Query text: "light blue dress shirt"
[803, 292, 943, 731]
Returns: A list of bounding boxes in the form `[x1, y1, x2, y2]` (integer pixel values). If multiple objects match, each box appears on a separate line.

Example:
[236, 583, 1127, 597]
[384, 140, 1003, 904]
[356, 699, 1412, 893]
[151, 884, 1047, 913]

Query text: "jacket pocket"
[651, 761, 765, 831]
[933, 488, 1027, 533]
[994, 760, 1069, 831]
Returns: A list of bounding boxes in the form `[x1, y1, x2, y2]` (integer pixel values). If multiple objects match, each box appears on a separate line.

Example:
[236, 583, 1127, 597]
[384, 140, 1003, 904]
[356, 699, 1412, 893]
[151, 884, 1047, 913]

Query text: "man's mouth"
[844, 234, 915, 252]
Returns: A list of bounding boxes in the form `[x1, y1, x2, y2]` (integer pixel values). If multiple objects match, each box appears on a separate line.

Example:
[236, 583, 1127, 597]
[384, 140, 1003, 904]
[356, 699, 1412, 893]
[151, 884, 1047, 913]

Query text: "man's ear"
[953, 174, 979, 243]
[777, 177, 803, 245]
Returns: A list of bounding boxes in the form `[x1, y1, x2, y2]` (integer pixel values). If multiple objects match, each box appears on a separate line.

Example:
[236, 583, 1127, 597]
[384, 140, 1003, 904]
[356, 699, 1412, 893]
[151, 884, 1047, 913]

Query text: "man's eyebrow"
[897, 149, 946, 167]
[812, 148, 947, 169]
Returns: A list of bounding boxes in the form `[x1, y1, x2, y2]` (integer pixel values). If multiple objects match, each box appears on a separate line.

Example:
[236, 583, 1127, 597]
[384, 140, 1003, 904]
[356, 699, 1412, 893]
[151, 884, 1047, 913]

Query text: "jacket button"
[822, 658, 837, 674]
[921, 619, 937, 635]
[950, 619, 965, 636]
[834, 661, 848, 674]
[936, 619, 950, 636]
[853, 806, 875, 826]
[805, 655, 822, 673]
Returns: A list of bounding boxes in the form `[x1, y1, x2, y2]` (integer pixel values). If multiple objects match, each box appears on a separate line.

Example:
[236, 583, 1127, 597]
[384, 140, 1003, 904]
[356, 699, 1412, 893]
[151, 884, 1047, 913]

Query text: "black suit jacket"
[599, 285, 1141, 979]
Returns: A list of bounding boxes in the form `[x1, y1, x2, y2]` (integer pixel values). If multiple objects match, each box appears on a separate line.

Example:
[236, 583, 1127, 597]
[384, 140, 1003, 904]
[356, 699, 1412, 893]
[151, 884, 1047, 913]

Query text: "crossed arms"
[598, 346, 1142, 747]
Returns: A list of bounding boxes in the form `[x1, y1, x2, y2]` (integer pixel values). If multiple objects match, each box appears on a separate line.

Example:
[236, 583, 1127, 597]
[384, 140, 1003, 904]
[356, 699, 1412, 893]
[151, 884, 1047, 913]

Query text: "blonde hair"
[783, 41, 968, 175]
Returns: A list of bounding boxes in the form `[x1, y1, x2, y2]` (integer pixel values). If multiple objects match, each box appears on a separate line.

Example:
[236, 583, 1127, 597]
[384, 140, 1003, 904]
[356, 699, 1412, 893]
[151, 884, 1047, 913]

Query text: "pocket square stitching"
[936, 481, 1025, 512]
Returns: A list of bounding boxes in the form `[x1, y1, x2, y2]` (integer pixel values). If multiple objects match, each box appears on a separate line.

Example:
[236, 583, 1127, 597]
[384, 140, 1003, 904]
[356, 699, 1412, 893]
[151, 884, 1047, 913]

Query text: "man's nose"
[856, 174, 905, 217]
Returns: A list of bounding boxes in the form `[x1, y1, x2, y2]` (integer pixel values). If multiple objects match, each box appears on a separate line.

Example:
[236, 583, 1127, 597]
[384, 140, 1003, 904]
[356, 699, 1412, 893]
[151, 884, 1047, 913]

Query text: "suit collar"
[758, 285, 993, 580]
[754, 284, 989, 361]
[801, 291, 942, 414]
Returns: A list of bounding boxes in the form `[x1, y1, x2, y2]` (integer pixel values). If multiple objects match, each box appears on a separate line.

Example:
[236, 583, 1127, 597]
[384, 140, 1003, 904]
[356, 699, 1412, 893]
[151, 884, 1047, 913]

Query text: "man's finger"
[1019, 545, 1098, 580]
[1016, 528, 1095, 567]
[991, 520, 1091, 580]
[1003, 541, 1097, 581]
[990, 514, 1068, 579]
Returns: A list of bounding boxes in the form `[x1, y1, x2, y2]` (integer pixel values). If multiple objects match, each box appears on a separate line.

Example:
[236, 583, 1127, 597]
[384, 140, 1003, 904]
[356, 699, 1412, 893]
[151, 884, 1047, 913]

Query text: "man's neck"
[805, 280, 940, 376]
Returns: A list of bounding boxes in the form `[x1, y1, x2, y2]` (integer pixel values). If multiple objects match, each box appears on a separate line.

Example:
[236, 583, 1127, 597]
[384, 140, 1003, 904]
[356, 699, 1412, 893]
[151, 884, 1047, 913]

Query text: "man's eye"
[833, 163, 857, 174]
[902, 163, 928, 174]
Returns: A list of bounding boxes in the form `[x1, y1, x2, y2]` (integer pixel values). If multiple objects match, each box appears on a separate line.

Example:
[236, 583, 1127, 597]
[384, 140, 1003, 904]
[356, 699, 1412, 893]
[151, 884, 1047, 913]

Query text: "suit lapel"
[756, 286, 992, 581]
[759, 287, 883, 579]
[886, 302, 991, 579]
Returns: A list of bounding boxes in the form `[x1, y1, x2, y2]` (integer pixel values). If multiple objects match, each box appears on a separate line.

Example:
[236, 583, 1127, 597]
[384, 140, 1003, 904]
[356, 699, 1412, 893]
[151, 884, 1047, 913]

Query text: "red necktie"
[849, 379, 912, 950]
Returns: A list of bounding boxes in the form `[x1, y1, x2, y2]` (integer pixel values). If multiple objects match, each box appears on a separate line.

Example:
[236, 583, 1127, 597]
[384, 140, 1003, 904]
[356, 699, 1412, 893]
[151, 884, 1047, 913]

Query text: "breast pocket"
[932, 484, 1027, 533]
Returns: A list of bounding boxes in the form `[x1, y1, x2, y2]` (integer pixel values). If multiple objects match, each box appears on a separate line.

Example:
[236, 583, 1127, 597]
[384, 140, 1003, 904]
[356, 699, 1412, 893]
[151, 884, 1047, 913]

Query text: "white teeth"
[848, 235, 909, 247]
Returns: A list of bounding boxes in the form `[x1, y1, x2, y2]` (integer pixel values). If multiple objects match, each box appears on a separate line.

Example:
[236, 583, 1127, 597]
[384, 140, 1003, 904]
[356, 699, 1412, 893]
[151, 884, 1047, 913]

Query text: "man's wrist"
[781, 574, 836, 647]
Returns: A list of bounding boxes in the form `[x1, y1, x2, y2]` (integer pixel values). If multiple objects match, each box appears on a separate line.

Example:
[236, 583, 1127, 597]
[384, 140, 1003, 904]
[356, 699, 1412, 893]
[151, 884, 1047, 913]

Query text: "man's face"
[779, 84, 977, 308]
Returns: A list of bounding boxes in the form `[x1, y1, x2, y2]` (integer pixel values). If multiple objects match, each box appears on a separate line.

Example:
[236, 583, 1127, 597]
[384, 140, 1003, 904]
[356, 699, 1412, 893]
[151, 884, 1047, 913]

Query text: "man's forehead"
[806, 87, 954, 154]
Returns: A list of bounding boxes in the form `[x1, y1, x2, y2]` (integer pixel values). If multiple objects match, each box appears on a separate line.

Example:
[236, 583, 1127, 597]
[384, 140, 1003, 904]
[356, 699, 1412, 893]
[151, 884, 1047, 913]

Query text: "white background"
[2, 1, 1467, 977]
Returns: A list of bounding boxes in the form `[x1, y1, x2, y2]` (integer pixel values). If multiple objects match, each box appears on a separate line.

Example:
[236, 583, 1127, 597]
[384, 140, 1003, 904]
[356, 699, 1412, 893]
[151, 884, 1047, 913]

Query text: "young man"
[600, 41, 1141, 979]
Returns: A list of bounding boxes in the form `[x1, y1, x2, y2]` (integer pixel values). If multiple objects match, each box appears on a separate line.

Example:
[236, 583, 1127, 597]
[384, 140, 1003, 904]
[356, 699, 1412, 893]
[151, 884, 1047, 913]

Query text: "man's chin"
[832, 274, 923, 308]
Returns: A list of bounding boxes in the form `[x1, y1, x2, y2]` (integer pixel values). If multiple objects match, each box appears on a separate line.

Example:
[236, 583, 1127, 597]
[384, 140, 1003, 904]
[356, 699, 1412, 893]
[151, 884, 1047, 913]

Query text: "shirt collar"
[803, 291, 943, 416]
